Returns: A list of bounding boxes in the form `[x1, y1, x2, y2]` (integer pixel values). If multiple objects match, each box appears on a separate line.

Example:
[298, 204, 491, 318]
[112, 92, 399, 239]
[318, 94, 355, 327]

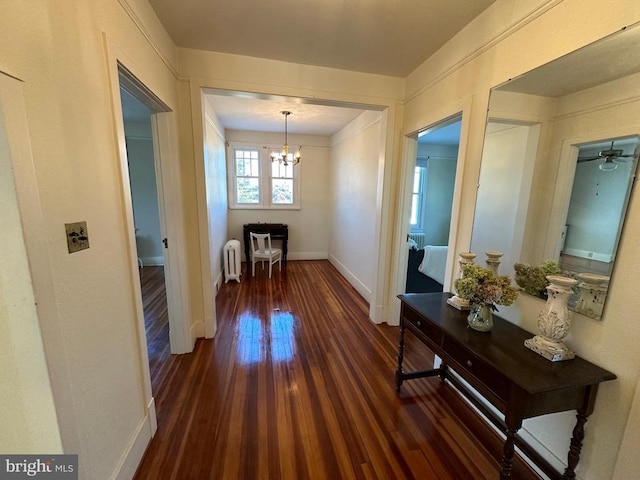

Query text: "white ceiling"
[145, 0, 497, 136]
[147, 0, 497, 78]
[497, 25, 640, 97]
[203, 90, 370, 136]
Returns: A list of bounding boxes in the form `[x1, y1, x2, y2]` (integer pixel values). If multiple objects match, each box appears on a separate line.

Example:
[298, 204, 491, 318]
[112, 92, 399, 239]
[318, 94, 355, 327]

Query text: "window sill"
[229, 205, 301, 211]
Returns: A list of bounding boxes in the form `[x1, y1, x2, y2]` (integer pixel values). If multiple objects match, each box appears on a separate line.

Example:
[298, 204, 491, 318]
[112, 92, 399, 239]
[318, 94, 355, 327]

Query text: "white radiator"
[224, 239, 241, 283]
[409, 233, 427, 249]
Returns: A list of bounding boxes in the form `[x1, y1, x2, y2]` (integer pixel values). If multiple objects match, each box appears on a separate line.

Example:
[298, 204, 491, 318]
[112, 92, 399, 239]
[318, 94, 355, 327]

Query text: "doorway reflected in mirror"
[560, 137, 639, 279]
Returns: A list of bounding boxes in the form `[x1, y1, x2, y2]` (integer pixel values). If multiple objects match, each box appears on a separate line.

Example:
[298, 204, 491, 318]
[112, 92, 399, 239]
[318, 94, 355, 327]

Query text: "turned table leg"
[500, 414, 523, 480]
[395, 322, 406, 392]
[562, 409, 589, 479]
[562, 384, 598, 479]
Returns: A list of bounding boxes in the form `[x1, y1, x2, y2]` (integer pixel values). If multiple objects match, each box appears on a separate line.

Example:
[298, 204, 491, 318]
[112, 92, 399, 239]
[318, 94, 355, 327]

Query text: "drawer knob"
[416, 321, 422, 327]
[466, 360, 473, 367]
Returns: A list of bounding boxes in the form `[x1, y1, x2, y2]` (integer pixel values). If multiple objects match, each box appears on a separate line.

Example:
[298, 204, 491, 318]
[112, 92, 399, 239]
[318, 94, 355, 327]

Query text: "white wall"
[125, 122, 165, 266]
[225, 130, 332, 261]
[0, 73, 63, 455]
[179, 46, 403, 326]
[471, 123, 538, 276]
[202, 98, 229, 298]
[426, 160, 457, 246]
[564, 149, 635, 262]
[400, 1, 640, 478]
[328, 111, 383, 301]
[415, 143, 458, 246]
[4, 1, 640, 479]
[0, 1, 188, 478]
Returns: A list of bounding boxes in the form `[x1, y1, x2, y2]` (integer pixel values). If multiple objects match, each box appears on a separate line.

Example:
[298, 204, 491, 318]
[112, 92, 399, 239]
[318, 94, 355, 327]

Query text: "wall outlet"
[65, 221, 90, 253]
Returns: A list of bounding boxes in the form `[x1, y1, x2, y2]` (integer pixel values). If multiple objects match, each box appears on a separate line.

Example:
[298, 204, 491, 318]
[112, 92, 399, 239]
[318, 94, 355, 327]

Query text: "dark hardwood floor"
[140, 266, 171, 394]
[135, 260, 539, 479]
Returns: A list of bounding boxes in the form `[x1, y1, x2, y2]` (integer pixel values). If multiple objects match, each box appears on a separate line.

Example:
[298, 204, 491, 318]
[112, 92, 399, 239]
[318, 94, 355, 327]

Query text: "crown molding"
[117, 0, 179, 79]
[405, 0, 565, 103]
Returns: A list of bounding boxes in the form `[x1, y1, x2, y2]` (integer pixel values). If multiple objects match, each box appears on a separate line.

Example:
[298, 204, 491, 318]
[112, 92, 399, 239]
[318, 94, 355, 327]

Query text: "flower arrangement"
[514, 261, 561, 297]
[454, 264, 519, 310]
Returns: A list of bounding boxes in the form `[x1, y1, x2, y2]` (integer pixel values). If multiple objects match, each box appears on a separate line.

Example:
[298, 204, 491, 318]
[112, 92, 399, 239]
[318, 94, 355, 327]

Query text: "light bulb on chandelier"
[270, 111, 301, 166]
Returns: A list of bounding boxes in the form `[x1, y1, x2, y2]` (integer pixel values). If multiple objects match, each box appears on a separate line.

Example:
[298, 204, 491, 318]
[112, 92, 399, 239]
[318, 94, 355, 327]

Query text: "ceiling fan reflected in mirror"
[577, 141, 638, 172]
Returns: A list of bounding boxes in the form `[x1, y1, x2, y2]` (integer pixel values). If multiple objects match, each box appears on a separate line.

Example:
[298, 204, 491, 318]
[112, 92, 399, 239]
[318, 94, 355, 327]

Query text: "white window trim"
[410, 164, 427, 232]
[227, 141, 301, 210]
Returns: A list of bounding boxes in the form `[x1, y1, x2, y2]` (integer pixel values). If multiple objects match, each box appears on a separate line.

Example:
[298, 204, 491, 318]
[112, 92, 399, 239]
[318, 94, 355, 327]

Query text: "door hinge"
[163, 238, 168, 249]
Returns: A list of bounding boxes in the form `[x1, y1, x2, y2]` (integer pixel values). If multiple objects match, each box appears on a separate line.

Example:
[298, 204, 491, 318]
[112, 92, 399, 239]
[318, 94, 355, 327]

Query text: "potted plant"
[454, 264, 519, 332]
[514, 261, 561, 298]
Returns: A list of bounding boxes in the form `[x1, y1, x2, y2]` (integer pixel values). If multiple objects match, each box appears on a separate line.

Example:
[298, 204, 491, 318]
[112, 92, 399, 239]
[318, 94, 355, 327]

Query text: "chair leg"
[252, 259, 255, 277]
[268, 260, 272, 278]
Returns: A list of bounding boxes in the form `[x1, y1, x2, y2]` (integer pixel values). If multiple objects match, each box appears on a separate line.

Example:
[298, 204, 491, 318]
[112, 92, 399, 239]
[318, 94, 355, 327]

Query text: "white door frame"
[103, 36, 193, 444]
[391, 100, 473, 325]
[116, 64, 191, 356]
[0, 70, 69, 451]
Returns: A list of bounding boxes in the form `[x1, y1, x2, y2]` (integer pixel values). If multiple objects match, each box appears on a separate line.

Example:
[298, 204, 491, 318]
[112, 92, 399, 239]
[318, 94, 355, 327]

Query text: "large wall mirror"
[471, 24, 640, 320]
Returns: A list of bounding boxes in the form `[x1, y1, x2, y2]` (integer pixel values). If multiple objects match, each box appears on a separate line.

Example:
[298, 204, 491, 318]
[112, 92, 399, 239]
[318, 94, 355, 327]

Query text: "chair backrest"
[250, 232, 272, 255]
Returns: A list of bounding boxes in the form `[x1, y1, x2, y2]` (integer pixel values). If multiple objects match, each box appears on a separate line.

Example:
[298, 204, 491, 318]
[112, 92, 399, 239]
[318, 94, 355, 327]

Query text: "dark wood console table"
[243, 223, 288, 262]
[395, 293, 616, 480]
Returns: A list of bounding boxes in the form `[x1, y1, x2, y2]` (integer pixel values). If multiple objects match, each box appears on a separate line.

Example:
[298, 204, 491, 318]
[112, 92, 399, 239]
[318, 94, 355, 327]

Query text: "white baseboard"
[111, 403, 155, 480]
[370, 303, 385, 325]
[241, 252, 329, 263]
[207, 318, 218, 338]
[191, 320, 204, 340]
[140, 256, 164, 267]
[287, 252, 328, 260]
[215, 270, 224, 296]
[328, 254, 372, 302]
[562, 248, 612, 263]
[147, 397, 157, 436]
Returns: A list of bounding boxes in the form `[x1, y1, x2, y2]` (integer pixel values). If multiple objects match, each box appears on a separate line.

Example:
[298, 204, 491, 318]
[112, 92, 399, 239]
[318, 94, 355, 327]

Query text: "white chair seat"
[250, 232, 282, 278]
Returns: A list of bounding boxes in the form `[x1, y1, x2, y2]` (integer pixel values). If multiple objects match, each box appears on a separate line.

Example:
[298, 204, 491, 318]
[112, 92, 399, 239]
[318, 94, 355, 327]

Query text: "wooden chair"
[249, 232, 282, 278]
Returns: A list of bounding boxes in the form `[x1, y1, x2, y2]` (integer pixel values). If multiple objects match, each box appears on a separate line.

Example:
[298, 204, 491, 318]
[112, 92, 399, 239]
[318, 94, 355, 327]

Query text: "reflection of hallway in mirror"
[559, 253, 612, 277]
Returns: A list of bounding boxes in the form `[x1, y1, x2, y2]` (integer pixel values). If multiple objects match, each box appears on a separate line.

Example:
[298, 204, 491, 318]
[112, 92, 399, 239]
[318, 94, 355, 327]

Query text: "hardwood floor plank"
[139, 266, 171, 393]
[135, 260, 540, 479]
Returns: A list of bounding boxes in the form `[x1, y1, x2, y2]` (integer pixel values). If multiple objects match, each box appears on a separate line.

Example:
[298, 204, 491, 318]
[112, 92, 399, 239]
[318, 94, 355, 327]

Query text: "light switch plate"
[65, 221, 90, 253]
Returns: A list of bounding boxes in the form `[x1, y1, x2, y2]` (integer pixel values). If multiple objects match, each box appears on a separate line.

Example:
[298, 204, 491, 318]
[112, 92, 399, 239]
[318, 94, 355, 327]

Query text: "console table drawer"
[442, 336, 509, 404]
[402, 308, 443, 347]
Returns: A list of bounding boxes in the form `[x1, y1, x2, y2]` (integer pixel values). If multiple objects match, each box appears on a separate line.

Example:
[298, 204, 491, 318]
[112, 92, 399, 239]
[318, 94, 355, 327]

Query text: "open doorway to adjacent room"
[405, 117, 461, 293]
[118, 76, 171, 391]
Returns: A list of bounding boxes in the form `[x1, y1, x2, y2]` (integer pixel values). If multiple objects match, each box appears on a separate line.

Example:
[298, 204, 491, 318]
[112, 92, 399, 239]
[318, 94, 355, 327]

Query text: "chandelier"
[270, 111, 301, 166]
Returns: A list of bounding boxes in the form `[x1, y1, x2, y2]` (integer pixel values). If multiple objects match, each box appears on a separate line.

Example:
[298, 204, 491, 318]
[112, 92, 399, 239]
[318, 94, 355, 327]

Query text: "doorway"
[405, 117, 461, 293]
[115, 62, 191, 372]
[119, 87, 171, 387]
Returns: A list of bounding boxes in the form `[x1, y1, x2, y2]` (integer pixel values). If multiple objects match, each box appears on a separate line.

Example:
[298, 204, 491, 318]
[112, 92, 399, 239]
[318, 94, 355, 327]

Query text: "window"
[410, 166, 426, 230]
[234, 148, 260, 204]
[228, 143, 300, 209]
[271, 161, 294, 204]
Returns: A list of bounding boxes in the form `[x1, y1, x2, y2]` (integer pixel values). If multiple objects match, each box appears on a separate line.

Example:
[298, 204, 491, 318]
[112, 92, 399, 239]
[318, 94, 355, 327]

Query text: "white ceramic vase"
[575, 273, 609, 320]
[524, 275, 578, 362]
[485, 250, 503, 275]
[447, 252, 476, 311]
